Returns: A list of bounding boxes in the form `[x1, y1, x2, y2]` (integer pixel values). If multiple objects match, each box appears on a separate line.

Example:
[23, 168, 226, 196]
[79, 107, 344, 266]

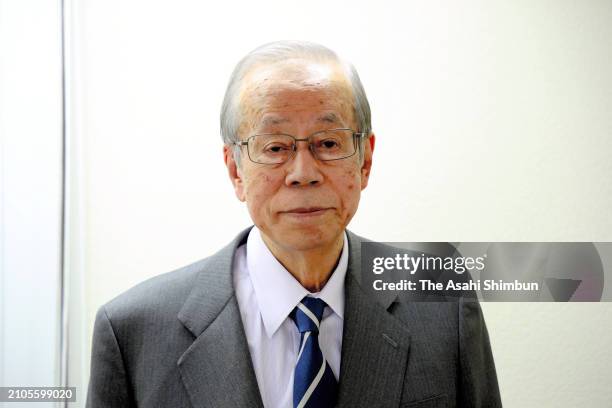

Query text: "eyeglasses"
[233, 128, 367, 165]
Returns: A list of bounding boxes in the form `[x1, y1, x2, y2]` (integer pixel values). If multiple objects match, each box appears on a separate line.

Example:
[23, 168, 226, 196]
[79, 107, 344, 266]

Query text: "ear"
[223, 145, 246, 202]
[360, 133, 375, 190]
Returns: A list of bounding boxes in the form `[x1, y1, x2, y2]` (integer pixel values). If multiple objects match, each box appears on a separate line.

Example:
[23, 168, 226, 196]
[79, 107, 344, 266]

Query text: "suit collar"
[177, 226, 251, 338]
[345, 230, 398, 309]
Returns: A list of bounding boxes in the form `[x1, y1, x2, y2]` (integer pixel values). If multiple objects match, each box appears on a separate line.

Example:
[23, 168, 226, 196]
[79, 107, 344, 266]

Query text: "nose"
[284, 141, 324, 187]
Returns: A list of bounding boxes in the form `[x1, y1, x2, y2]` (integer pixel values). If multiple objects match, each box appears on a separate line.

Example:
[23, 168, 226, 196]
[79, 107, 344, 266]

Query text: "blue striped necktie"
[291, 297, 338, 408]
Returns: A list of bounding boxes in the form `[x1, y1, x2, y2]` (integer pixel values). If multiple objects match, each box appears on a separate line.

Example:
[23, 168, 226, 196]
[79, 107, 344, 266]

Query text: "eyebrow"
[258, 112, 341, 128]
[317, 113, 339, 123]
[260, 116, 291, 127]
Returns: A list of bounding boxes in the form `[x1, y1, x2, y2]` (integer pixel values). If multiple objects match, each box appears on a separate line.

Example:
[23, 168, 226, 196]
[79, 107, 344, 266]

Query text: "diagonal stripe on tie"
[296, 359, 326, 408]
[296, 332, 311, 362]
[291, 297, 338, 408]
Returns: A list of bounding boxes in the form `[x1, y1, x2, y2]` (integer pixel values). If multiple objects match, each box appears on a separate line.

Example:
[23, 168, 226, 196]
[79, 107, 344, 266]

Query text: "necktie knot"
[292, 297, 326, 334]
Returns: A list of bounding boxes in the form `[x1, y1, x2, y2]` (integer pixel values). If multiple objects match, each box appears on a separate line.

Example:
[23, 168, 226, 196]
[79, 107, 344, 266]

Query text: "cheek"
[244, 171, 280, 213]
[336, 167, 362, 215]
[343, 167, 360, 186]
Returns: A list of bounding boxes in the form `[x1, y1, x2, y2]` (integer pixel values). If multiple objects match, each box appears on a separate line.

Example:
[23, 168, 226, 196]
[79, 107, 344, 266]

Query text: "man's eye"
[264, 144, 291, 153]
[319, 139, 340, 149]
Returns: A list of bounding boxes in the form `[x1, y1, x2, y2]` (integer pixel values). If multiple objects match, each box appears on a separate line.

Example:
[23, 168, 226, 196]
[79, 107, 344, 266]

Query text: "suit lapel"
[177, 227, 264, 408]
[337, 232, 411, 408]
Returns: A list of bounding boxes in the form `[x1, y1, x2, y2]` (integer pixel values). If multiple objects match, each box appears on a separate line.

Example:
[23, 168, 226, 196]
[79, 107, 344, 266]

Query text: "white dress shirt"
[233, 227, 347, 408]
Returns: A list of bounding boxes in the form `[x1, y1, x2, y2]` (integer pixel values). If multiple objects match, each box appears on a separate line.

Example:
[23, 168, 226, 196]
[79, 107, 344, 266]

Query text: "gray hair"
[220, 40, 372, 165]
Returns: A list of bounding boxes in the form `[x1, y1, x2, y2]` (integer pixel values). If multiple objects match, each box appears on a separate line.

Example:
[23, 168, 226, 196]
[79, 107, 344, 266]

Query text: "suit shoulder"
[100, 256, 212, 321]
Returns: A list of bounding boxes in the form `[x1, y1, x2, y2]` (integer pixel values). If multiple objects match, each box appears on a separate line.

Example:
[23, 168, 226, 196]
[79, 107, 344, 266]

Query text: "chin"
[274, 225, 341, 251]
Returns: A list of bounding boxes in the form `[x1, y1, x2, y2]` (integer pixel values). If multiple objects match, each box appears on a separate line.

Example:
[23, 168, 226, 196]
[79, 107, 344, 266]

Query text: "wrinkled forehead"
[238, 59, 355, 130]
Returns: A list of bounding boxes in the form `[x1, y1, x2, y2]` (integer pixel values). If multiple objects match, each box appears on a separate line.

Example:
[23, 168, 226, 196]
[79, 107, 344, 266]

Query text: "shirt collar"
[246, 227, 347, 338]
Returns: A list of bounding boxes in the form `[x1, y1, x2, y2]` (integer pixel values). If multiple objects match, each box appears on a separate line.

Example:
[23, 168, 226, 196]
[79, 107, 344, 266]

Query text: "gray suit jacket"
[86, 228, 501, 407]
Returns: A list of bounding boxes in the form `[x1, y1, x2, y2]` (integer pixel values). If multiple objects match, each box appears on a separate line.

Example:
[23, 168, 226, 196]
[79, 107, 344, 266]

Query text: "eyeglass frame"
[232, 128, 369, 165]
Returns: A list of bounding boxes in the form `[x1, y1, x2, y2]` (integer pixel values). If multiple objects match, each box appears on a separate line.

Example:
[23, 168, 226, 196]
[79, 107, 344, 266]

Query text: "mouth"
[281, 207, 333, 217]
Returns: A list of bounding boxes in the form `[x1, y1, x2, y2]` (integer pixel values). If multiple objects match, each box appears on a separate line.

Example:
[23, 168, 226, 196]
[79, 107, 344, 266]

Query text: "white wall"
[0, 0, 63, 406]
[69, 1, 612, 407]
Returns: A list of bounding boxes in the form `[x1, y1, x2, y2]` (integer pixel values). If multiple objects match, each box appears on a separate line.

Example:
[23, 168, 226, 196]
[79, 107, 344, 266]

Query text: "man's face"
[224, 59, 375, 253]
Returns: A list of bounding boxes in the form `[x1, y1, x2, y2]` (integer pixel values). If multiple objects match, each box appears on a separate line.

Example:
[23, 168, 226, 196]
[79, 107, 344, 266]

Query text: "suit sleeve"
[86, 306, 135, 407]
[458, 297, 502, 407]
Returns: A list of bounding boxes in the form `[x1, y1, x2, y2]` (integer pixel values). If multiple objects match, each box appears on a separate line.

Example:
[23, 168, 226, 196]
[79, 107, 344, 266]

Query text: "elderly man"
[87, 41, 501, 408]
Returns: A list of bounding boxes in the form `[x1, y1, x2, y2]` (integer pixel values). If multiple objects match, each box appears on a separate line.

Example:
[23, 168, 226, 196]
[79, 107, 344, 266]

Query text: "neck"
[260, 232, 344, 292]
